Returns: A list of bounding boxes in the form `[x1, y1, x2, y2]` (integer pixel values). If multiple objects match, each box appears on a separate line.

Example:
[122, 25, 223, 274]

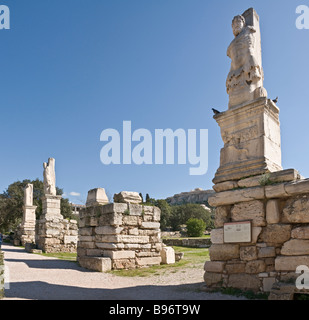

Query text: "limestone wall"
[36, 217, 78, 253]
[204, 169, 309, 295]
[77, 202, 163, 271]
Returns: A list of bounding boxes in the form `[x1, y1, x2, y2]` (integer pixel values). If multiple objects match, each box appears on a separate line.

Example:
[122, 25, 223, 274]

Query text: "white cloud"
[69, 191, 81, 197]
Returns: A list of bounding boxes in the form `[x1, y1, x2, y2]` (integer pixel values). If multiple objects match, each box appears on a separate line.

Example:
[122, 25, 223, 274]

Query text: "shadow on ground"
[5, 281, 209, 300]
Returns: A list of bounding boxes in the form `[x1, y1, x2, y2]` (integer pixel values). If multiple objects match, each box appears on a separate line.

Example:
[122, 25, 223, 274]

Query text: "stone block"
[214, 206, 230, 228]
[225, 263, 246, 274]
[112, 259, 136, 270]
[203, 272, 222, 287]
[245, 260, 266, 274]
[285, 179, 309, 196]
[79, 256, 112, 272]
[275, 256, 309, 271]
[103, 250, 136, 259]
[213, 181, 238, 192]
[160, 247, 175, 264]
[208, 187, 265, 207]
[114, 191, 142, 204]
[281, 239, 309, 256]
[240, 246, 257, 261]
[210, 228, 224, 244]
[266, 200, 280, 224]
[258, 247, 276, 258]
[228, 274, 260, 291]
[265, 184, 288, 198]
[153, 207, 161, 222]
[141, 222, 160, 229]
[291, 226, 309, 239]
[282, 195, 309, 223]
[231, 200, 265, 227]
[64, 235, 78, 244]
[136, 257, 161, 266]
[116, 235, 150, 244]
[127, 203, 143, 216]
[259, 224, 291, 244]
[86, 188, 109, 207]
[95, 226, 123, 235]
[209, 244, 239, 261]
[204, 261, 225, 273]
[123, 216, 140, 226]
[263, 277, 276, 292]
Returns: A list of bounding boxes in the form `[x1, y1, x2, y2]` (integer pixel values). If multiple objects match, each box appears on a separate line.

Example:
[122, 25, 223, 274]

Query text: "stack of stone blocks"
[205, 169, 309, 296]
[78, 190, 174, 271]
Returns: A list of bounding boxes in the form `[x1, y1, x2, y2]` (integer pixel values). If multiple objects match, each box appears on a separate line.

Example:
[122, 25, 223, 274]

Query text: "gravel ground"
[2, 243, 245, 300]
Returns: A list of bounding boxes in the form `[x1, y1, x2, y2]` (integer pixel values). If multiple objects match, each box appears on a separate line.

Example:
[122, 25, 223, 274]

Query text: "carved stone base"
[42, 194, 62, 219]
[213, 97, 282, 184]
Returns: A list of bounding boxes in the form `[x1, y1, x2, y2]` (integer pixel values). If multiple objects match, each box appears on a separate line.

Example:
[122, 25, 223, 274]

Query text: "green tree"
[169, 203, 213, 231]
[0, 179, 73, 232]
[145, 193, 150, 203]
[186, 218, 206, 237]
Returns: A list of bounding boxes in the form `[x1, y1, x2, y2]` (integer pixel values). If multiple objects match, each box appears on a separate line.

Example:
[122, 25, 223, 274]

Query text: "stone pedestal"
[213, 98, 282, 185]
[20, 205, 37, 245]
[42, 194, 62, 219]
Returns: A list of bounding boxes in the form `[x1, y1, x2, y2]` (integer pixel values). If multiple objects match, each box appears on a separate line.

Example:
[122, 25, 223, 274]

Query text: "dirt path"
[2, 243, 245, 300]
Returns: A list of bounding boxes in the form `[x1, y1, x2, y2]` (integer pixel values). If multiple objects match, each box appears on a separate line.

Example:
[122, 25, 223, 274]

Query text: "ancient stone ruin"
[78, 189, 174, 271]
[15, 158, 78, 253]
[204, 8, 309, 299]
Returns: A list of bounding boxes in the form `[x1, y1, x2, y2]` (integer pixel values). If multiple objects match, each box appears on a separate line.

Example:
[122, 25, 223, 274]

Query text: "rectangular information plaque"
[224, 221, 251, 243]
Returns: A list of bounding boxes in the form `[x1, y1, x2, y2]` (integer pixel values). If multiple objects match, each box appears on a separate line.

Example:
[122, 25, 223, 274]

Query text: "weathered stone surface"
[285, 179, 309, 196]
[225, 262, 246, 274]
[112, 259, 136, 270]
[275, 256, 309, 271]
[210, 228, 224, 244]
[266, 200, 280, 224]
[209, 244, 239, 261]
[103, 250, 135, 259]
[204, 261, 225, 273]
[213, 181, 238, 192]
[231, 200, 265, 227]
[263, 277, 276, 292]
[240, 246, 257, 261]
[282, 195, 309, 223]
[259, 224, 291, 244]
[258, 247, 276, 258]
[203, 272, 222, 287]
[136, 257, 161, 266]
[281, 239, 309, 256]
[86, 188, 109, 207]
[160, 247, 175, 264]
[228, 274, 260, 291]
[291, 226, 309, 239]
[265, 184, 288, 198]
[214, 206, 230, 228]
[141, 222, 160, 229]
[245, 260, 266, 274]
[79, 256, 112, 272]
[114, 191, 142, 204]
[208, 187, 265, 207]
[95, 226, 123, 235]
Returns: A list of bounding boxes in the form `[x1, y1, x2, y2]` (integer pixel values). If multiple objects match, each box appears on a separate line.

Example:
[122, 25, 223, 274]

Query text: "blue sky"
[0, 0, 308, 204]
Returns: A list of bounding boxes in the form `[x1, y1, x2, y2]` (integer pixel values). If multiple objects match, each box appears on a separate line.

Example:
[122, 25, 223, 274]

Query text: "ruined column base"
[205, 169, 309, 298]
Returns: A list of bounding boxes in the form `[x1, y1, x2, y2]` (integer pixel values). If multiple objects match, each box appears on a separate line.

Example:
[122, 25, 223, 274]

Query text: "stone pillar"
[42, 194, 62, 219]
[213, 97, 282, 185]
[20, 204, 37, 246]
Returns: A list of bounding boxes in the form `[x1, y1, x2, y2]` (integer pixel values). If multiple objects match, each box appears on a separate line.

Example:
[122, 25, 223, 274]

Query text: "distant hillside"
[166, 188, 215, 206]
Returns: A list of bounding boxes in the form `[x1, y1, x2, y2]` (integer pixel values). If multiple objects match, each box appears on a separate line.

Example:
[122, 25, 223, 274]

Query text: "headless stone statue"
[43, 158, 56, 196]
[226, 9, 267, 108]
[24, 183, 33, 207]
